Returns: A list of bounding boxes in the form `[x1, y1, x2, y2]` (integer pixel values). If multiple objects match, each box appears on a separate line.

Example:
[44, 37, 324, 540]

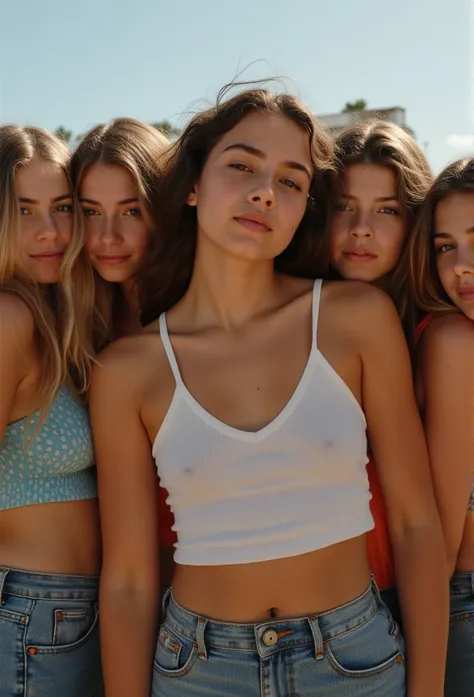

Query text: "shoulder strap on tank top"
[312, 279, 323, 345]
[158, 313, 183, 385]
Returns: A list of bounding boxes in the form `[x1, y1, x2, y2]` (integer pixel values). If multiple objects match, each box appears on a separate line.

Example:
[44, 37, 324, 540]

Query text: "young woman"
[91, 87, 448, 697]
[329, 121, 433, 625]
[409, 157, 474, 697]
[0, 125, 102, 696]
[70, 118, 176, 586]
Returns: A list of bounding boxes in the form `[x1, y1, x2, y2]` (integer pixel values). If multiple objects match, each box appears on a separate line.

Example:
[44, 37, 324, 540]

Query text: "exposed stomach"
[455, 512, 474, 573]
[172, 534, 370, 622]
[0, 499, 101, 575]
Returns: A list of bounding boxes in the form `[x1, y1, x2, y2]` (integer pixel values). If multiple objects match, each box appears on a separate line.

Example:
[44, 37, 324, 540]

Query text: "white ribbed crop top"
[152, 280, 373, 565]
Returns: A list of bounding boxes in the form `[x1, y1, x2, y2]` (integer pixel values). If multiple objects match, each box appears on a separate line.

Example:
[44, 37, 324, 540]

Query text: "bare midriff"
[171, 534, 370, 622]
[0, 499, 101, 576]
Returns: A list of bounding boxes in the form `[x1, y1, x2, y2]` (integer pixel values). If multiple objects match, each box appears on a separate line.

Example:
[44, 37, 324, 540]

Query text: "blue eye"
[56, 203, 73, 213]
[125, 208, 142, 217]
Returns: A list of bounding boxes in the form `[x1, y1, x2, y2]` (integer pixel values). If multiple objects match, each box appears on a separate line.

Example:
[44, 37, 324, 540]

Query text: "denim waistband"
[450, 571, 474, 596]
[0, 566, 99, 602]
[163, 578, 385, 660]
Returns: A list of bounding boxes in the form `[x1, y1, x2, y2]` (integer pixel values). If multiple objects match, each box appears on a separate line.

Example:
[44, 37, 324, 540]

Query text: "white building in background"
[318, 107, 406, 135]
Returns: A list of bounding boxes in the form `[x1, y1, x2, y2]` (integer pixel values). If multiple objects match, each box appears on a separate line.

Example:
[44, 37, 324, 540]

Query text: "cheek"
[435, 257, 453, 291]
[125, 225, 151, 258]
[378, 223, 406, 256]
[329, 220, 347, 257]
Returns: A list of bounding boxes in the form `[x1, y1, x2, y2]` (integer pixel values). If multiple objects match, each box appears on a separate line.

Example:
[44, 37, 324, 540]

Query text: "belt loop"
[195, 617, 208, 661]
[0, 567, 10, 605]
[370, 574, 383, 604]
[308, 615, 324, 660]
[161, 586, 172, 619]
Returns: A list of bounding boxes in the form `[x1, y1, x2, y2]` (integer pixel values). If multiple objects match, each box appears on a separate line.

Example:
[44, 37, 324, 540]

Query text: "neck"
[182, 235, 282, 332]
[118, 278, 141, 334]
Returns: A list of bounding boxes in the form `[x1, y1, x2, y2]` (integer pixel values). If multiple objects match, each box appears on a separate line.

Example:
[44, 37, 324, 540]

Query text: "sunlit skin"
[433, 192, 474, 320]
[91, 113, 448, 697]
[80, 163, 151, 292]
[0, 159, 100, 576]
[15, 159, 73, 283]
[330, 164, 406, 285]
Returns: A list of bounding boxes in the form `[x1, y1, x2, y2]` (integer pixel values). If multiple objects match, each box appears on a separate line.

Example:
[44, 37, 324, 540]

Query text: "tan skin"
[79, 162, 175, 584]
[90, 113, 448, 697]
[0, 159, 100, 575]
[330, 164, 406, 286]
[416, 192, 474, 577]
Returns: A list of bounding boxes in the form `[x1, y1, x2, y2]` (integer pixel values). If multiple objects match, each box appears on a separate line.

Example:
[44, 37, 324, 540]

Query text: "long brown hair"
[70, 118, 170, 350]
[0, 125, 94, 416]
[409, 156, 474, 314]
[139, 85, 335, 324]
[331, 120, 433, 347]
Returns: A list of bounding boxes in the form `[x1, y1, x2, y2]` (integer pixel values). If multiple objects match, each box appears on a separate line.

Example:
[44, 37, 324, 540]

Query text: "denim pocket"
[153, 623, 198, 678]
[52, 605, 96, 647]
[326, 607, 404, 678]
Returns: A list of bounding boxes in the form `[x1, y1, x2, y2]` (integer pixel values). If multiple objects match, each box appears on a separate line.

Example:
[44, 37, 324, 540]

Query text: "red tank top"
[158, 485, 177, 547]
[366, 313, 434, 590]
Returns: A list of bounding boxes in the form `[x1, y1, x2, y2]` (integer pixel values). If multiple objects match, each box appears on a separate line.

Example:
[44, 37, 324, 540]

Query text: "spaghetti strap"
[158, 313, 183, 385]
[312, 279, 323, 345]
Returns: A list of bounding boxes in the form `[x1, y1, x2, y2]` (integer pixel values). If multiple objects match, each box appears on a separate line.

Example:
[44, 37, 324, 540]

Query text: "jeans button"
[262, 629, 278, 646]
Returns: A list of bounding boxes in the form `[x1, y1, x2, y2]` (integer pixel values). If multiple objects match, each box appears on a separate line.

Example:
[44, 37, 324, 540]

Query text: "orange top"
[158, 485, 177, 548]
[366, 456, 395, 590]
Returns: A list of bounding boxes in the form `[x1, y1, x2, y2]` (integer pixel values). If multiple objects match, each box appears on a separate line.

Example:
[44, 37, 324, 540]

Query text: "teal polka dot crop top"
[0, 386, 97, 510]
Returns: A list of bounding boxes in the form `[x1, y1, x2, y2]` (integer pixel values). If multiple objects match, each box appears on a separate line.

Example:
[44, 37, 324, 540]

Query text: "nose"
[349, 212, 374, 239]
[99, 215, 122, 244]
[453, 246, 474, 276]
[37, 211, 59, 241]
[247, 177, 275, 210]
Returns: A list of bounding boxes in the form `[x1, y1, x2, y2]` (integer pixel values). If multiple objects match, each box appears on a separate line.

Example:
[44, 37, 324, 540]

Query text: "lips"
[95, 255, 131, 265]
[458, 286, 474, 301]
[30, 251, 64, 261]
[234, 213, 272, 232]
[343, 248, 377, 261]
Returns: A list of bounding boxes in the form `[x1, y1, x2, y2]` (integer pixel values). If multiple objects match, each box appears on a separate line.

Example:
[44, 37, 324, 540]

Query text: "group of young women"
[0, 82, 472, 697]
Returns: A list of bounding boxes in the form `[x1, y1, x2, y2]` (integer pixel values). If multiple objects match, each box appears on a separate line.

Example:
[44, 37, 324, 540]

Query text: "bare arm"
[355, 287, 448, 697]
[417, 314, 474, 575]
[90, 342, 160, 697]
[0, 295, 34, 442]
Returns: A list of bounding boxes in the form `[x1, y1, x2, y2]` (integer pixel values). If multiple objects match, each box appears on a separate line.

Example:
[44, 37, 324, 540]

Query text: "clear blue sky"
[1, 0, 473, 173]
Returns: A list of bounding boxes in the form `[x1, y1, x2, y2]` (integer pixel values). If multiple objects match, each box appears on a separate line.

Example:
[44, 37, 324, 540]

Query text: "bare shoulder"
[420, 312, 474, 365]
[91, 322, 170, 398]
[0, 292, 36, 342]
[322, 280, 399, 334]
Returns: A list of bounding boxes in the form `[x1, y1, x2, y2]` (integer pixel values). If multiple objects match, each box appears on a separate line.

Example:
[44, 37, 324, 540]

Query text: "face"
[433, 193, 474, 319]
[79, 163, 152, 283]
[15, 159, 73, 284]
[188, 112, 313, 262]
[330, 164, 406, 283]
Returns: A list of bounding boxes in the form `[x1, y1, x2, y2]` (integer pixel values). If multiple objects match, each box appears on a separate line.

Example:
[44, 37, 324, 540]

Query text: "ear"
[187, 185, 198, 207]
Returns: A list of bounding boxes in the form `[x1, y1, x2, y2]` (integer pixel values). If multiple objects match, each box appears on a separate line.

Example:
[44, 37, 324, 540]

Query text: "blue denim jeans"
[152, 579, 406, 696]
[0, 566, 103, 697]
[445, 571, 474, 697]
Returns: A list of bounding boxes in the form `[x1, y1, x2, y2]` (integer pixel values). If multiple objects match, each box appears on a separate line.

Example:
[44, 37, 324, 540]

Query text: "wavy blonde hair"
[409, 156, 474, 314]
[0, 125, 95, 419]
[70, 118, 170, 350]
[332, 120, 433, 349]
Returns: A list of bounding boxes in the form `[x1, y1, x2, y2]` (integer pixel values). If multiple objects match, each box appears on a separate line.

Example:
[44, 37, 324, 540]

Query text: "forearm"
[392, 521, 449, 697]
[99, 586, 160, 697]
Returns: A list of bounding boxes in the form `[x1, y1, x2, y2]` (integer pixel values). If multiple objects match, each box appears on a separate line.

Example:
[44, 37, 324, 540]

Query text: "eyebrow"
[222, 143, 312, 180]
[343, 194, 399, 202]
[433, 226, 474, 238]
[19, 194, 72, 204]
[78, 197, 139, 205]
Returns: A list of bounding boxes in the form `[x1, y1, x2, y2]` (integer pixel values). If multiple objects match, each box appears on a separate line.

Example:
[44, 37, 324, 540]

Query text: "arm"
[89, 343, 160, 697]
[0, 295, 34, 442]
[356, 288, 448, 697]
[417, 314, 474, 575]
